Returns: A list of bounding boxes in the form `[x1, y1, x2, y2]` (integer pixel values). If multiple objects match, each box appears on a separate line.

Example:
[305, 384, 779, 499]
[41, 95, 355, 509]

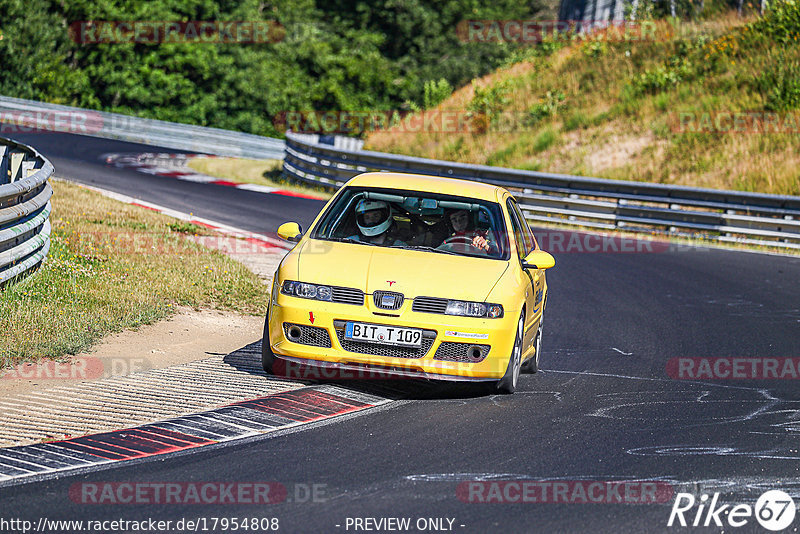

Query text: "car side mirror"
[521, 250, 555, 270]
[277, 222, 303, 243]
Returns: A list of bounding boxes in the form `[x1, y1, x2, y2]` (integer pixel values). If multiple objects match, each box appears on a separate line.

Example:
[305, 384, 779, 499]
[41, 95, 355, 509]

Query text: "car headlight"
[281, 280, 332, 301]
[445, 300, 504, 318]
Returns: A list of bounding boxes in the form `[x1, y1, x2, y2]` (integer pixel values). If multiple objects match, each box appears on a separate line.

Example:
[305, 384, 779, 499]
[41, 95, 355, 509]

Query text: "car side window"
[508, 198, 535, 253]
[506, 199, 529, 259]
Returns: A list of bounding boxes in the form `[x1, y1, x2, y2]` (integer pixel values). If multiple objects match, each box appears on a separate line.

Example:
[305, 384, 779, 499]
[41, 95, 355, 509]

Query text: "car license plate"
[345, 322, 422, 347]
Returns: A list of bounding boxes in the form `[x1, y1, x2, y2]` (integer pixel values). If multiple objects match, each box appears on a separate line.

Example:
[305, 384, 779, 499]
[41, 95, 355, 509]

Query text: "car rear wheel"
[261, 316, 275, 374]
[497, 312, 524, 394]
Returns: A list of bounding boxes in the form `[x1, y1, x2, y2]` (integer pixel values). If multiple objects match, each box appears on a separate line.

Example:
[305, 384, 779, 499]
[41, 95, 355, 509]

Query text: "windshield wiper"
[391, 245, 460, 256]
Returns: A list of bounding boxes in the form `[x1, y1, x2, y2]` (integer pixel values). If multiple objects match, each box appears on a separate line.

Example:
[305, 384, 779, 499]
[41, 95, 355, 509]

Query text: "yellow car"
[263, 172, 555, 393]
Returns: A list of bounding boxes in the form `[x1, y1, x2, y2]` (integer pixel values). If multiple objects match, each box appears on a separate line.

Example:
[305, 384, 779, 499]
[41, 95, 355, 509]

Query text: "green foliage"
[0, 0, 93, 105]
[749, 0, 800, 43]
[632, 59, 692, 94]
[564, 111, 589, 131]
[423, 78, 453, 109]
[486, 143, 518, 166]
[629, 38, 704, 95]
[442, 136, 466, 160]
[167, 221, 205, 234]
[528, 90, 566, 122]
[319, 0, 549, 103]
[623, 0, 800, 110]
[758, 56, 800, 111]
[501, 38, 565, 67]
[532, 127, 558, 152]
[466, 79, 513, 132]
[0, 0, 547, 137]
[468, 80, 512, 115]
[582, 41, 608, 58]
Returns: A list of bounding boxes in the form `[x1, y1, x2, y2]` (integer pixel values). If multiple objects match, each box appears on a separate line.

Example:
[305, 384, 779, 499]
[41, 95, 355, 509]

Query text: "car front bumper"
[268, 294, 518, 381]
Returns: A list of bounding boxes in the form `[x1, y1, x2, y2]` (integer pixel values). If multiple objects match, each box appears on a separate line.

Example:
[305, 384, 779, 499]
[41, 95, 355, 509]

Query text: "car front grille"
[334, 326, 436, 359]
[373, 291, 404, 310]
[331, 286, 365, 305]
[433, 342, 491, 362]
[411, 296, 449, 314]
[283, 323, 332, 348]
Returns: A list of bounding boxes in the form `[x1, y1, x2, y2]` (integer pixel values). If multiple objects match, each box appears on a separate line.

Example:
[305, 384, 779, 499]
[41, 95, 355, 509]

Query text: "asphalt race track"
[2, 132, 799, 533]
[10, 131, 324, 234]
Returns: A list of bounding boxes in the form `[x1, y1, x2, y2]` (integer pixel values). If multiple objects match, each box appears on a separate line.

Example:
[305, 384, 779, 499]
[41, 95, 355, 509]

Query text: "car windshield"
[312, 187, 509, 260]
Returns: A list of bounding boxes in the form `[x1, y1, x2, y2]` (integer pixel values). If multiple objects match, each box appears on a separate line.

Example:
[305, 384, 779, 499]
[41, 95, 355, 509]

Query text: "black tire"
[261, 315, 275, 374]
[497, 312, 524, 394]
[522, 318, 542, 374]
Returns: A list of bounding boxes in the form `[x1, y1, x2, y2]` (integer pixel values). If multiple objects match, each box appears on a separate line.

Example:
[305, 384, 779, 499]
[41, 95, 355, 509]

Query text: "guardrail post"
[0, 146, 7, 185]
[21, 161, 36, 178]
[9, 152, 23, 183]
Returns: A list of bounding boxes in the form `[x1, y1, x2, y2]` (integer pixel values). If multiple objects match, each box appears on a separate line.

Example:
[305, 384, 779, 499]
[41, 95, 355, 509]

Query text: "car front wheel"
[497, 312, 524, 394]
[261, 316, 275, 374]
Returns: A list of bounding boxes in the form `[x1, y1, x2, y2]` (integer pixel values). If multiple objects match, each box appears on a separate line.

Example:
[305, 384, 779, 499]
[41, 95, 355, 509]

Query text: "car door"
[509, 198, 545, 324]
[506, 197, 538, 353]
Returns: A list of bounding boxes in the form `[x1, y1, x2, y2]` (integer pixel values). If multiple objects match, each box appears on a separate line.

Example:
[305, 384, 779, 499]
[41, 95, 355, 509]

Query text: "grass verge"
[0, 179, 269, 367]
[187, 157, 332, 199]
[365, 6, 800, 196]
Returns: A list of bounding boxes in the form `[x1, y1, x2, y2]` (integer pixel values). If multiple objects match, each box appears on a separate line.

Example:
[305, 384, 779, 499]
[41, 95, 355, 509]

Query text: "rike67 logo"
[668, 490, 796, 531]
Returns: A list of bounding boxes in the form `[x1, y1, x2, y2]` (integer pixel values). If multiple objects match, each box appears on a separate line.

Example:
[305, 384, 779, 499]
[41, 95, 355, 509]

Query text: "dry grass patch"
[364, 11, 800, 196]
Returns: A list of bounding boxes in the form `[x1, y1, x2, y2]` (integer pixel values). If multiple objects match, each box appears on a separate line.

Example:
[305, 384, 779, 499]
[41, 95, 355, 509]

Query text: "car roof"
[345, 172, 507, 202]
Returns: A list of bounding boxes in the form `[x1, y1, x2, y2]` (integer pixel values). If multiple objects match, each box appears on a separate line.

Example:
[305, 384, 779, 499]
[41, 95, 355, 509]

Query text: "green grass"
[532, 127, 559, 152]
[0, 179, 269, 366]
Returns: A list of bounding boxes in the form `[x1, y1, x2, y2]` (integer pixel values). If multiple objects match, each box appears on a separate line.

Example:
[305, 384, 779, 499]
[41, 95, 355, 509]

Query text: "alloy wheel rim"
[512, 316, 523, 387]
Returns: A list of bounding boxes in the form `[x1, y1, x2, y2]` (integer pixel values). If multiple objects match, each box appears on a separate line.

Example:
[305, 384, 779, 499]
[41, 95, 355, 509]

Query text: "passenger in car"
[443, 209, 499, 255]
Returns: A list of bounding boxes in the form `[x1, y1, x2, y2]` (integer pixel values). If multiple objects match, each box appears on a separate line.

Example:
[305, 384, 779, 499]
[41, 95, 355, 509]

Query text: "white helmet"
[355, 199, 392, 237]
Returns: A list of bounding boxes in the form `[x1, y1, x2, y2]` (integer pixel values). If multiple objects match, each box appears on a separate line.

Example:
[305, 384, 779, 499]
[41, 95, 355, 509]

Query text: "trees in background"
[0, 0, 547, 137]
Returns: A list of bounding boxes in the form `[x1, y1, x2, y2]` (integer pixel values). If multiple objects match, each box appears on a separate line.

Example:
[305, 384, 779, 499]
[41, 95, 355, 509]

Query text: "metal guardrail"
[283, 131, 800, 250]
[0, 96, 285, 160]
[0, 136, 54, 287]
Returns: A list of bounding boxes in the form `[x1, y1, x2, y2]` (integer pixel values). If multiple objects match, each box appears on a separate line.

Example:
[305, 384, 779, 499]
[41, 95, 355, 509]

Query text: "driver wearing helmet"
[444, 209, 498, 254]
[348, 199, 406, 246]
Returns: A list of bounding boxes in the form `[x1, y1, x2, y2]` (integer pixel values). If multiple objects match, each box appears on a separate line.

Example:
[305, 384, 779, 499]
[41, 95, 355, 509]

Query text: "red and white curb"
[0, 386, 389, 484]
[102, 152, 325, 200]
[72, 181, 292, 251]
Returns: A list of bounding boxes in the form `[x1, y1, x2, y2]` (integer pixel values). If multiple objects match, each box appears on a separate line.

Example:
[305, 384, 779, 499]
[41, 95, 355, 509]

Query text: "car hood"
[297, 239, 508, 301]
